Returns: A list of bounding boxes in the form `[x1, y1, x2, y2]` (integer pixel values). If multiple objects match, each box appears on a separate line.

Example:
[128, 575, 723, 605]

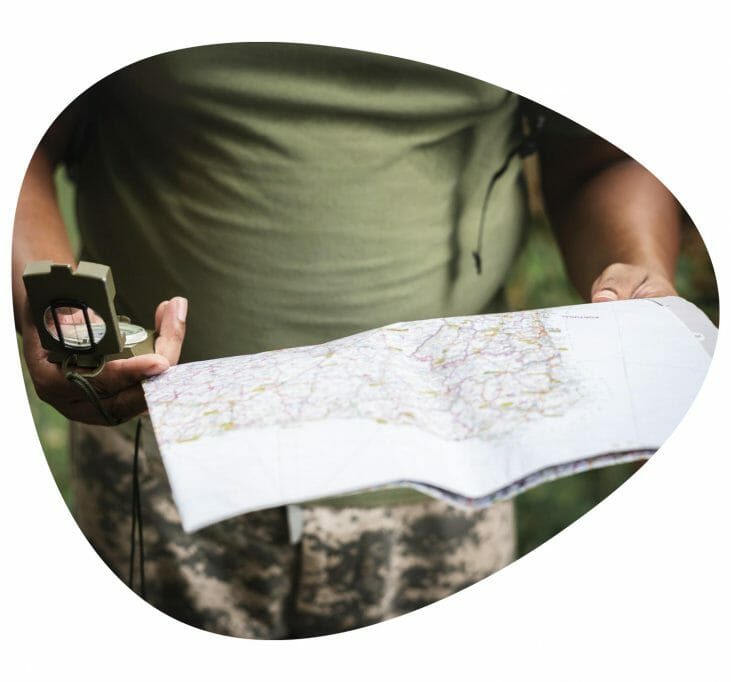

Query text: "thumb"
[591, 264, 645, 302]
[154, 296, 188, 365]
[90, 353, 171, 396]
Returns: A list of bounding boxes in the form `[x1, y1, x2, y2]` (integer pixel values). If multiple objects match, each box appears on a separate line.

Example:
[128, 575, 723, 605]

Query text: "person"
[13, 43, 680, 638]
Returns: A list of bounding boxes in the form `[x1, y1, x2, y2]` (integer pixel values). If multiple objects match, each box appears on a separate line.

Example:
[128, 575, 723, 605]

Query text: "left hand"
[590, 263, 677, 302]
[22, 296, 187, 425]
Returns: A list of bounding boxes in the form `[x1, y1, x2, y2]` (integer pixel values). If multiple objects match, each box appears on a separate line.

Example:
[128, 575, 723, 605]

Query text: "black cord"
[64, 365, 146, 598]
[129, 419, 146, 598]
[65, 371, 121, 426]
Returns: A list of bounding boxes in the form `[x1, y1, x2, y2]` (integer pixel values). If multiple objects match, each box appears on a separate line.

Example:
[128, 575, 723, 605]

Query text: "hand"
[22, 297, 188, 425]
[590, 263, 677, 302]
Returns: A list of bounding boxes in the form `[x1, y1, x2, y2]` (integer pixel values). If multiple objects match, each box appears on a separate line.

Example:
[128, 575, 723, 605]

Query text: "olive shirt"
[71, 43, 529, 507]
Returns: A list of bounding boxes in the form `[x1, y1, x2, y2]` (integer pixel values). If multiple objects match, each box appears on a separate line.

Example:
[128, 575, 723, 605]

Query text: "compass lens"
[43, 305, 106, 350]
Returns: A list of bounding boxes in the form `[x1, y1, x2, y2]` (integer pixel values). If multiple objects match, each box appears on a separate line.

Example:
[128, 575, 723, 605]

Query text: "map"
[143, 297, 716, 532]
[148, 310, 585, 448]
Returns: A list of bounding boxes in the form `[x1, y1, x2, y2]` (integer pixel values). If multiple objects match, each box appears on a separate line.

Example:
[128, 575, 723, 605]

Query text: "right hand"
[21, 296, 188, 425]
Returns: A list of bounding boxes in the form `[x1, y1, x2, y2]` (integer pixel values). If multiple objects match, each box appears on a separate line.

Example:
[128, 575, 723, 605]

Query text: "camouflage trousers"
[70, 418, 516, 639]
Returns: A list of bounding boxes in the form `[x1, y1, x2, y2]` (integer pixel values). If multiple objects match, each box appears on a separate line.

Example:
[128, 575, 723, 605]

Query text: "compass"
[23, 260, 155, 375]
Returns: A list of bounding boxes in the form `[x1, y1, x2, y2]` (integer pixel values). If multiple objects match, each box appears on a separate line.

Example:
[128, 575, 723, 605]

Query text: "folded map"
[143, 297, 716, 532]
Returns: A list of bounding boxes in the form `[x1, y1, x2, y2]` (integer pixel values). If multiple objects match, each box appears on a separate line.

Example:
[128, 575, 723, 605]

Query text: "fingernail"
[175, 297, 188, 323]
[594, 289, 618, 302]
[144, 368, 166, 378]
[144, 363, 168, 377]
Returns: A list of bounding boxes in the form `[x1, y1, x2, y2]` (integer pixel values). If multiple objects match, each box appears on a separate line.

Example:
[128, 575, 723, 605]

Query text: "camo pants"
[69, 418, 516, 639]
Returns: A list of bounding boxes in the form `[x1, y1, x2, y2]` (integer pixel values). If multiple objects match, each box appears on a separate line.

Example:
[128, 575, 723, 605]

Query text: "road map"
[143, 297, 716, 532]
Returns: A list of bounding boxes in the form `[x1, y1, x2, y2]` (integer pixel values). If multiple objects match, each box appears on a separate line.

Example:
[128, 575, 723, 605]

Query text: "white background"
[1, 2, 728, 680]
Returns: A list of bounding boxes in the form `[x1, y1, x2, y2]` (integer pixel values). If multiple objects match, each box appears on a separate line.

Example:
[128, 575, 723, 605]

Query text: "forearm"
[550, 158, 682, 300]
[12, 145, 77, 331]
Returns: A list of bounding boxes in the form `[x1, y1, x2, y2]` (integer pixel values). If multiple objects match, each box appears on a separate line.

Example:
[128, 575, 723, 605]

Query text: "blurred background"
[20, 158, 719, 558]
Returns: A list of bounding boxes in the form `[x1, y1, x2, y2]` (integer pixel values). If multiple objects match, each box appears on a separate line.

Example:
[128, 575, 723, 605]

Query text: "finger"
[26, 333, 165, 390]
[23, 312, 170, 424]
[102, 384, 147, 424]
[591, 264, 645, 302]
[154, 296, 187, 365]
[36, 357, 159, 424]
[28, 356, 72, 406]
[23, 330, 77, 404]
[154, 299, 169, 332]
[89, 353, 170, 397]
[23, 324, 54, 366]
[631, 274, 678, 299]
[65, 384, 147, 425]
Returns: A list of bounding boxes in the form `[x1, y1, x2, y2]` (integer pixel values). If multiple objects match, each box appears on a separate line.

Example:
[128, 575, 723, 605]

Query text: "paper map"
[143, 297, 716, 532]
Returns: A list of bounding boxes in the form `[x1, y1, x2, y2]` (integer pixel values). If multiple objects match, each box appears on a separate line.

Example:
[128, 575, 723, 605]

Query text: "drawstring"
[472, 110, 545, 274]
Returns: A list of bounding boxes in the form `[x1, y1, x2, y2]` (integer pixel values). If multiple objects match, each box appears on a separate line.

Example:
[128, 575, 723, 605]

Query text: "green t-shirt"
[74, 43, 526, 358]
[72, 43, 529, 507]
